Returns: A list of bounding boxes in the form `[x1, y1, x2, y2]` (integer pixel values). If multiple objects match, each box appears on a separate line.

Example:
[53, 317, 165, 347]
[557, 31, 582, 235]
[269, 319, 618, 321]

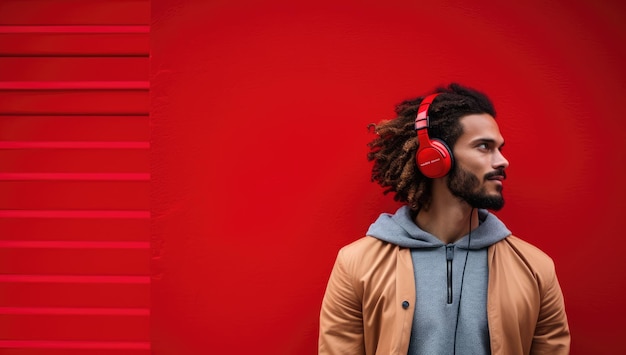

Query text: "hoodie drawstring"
[446, 245, 454, 304]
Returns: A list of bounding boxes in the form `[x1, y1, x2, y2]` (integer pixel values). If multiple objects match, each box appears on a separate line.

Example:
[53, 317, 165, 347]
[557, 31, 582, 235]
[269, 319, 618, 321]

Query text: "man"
[318, 84, 570, 355]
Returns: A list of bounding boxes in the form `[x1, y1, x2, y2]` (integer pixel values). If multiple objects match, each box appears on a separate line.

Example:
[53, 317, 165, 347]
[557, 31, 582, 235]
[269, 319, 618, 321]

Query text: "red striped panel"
[0, 211, 149, 219]
[0, 241, 149, 248]
[0, 57, 149, 81]
[0, 248, 150, 275]
[0, 342, 149, 352]
[0, 26, 149, 34]
[0, 115, 149, 141]
[0, 90, 149, 115]
[0, 283, 149, 308]
[0, 348, 149, 355]
[0, 149, 149, 173]
[0, 218, 149, 242]
[0, 173, 150, 181]
[0, 0, 150, 25]
[0, 314, 149, 341]
[0, 82, 149, 90]
[0, 0, 151, 350]
[0, 275, 149, 283]
[0, 33, 149, 56]
[0, 141, 149, 149]
[0, 307, 149, 316]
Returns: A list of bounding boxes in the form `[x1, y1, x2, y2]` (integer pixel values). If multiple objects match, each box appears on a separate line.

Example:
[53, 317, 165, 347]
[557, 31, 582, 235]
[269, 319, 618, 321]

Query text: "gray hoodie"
[366, 205, 512, 355]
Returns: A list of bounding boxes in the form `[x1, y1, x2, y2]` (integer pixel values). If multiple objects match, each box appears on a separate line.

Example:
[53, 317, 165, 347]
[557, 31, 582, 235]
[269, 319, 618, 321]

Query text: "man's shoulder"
[340, 235, 399, 254]
[336, 236, 401, 269]
[495, 235, 556, 273]
[499, 235, 552, 257]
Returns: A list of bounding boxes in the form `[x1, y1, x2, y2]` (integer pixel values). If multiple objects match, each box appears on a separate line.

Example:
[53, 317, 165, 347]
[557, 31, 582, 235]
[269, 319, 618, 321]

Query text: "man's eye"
[477, 143, 488, 149]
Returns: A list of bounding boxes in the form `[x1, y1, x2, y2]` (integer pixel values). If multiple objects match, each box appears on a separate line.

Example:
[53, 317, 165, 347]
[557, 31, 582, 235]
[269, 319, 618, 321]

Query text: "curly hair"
[367, 83, 496, 211]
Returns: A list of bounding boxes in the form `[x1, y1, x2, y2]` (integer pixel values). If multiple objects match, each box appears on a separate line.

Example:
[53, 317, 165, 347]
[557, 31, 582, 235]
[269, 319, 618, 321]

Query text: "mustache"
[484, 169, 507, 180]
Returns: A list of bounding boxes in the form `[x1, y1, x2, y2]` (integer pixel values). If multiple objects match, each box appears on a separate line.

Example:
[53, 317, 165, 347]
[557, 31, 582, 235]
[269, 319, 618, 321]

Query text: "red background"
[152, 0, 626, 354]
[0, 0, 626, 354]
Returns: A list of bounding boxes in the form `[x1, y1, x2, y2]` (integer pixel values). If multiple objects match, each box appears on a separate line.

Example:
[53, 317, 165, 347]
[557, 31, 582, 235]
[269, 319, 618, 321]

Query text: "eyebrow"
[472, 138, 505, 148]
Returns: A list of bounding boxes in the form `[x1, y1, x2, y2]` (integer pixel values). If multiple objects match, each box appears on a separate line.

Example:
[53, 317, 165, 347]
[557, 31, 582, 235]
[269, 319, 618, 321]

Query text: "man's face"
[447, 113, 509, 210]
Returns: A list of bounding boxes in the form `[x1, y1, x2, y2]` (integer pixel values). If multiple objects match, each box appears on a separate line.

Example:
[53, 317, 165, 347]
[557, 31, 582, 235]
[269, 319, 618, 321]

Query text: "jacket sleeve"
[319, 248, 365, 355]
[530, 266, 571, 354]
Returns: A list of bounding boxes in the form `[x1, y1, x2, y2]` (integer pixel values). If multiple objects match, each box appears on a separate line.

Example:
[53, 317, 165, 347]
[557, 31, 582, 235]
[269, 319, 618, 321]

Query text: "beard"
[447, 165, 505, 210]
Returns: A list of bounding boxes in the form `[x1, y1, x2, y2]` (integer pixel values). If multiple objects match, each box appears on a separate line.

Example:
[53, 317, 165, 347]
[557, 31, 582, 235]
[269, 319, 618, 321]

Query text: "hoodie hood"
[366, 205, 511, 249]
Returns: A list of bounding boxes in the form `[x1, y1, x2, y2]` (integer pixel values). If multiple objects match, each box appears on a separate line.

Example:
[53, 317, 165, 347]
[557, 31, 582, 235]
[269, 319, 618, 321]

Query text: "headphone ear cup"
[416, 139, 454, 178]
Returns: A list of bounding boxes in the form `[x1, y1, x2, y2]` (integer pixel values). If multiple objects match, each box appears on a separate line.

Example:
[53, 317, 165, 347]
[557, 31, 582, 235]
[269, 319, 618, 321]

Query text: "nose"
[493, 149, 509, 170]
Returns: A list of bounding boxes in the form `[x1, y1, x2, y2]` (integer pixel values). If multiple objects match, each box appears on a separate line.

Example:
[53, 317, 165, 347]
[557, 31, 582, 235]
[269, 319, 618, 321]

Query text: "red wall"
[152, 0, 626, 354]
[2, 0, 625, 354]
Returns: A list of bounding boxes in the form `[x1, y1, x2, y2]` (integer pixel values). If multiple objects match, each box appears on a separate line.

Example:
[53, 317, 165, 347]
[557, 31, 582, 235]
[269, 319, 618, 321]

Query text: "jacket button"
[402, 301, 410, 309]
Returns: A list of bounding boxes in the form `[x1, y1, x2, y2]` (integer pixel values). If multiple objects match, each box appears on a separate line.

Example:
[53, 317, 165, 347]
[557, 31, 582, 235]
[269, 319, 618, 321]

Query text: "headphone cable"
[452, 207, 474, 355]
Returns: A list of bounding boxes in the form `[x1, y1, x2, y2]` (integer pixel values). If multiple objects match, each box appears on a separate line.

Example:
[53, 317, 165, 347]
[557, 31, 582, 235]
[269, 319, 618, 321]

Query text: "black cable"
[452, 208, 474, 355]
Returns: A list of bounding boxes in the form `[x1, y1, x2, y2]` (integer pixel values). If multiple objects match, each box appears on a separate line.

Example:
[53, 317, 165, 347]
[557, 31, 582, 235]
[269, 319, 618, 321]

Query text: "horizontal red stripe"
[0, 57, 149, 82]
[0, 173, 150, 181]
[0, 275, 150, 284]
[0, 210, 149, 218]
[0, 141, 149, 149]
[0, 0, 150, 27]
[0, 81, 149, 90]
[0, 25, 150, 34]
[0, 90, 149, 115]
[0, 241, 149, 249]
[0, 307, 149, 316]
[0, 340, 150, 350]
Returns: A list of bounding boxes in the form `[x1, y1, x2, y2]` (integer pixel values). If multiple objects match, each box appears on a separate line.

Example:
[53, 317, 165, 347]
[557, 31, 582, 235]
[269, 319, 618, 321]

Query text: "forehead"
[456, 113, 504, 144]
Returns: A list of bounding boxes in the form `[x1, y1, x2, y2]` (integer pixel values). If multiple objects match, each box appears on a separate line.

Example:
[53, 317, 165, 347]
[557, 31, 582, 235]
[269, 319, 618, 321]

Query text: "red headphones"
[415, 93, 454, 178]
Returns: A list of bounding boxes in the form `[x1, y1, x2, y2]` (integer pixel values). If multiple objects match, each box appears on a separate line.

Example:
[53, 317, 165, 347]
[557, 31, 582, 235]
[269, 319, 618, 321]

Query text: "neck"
[415, 180, 479, 244]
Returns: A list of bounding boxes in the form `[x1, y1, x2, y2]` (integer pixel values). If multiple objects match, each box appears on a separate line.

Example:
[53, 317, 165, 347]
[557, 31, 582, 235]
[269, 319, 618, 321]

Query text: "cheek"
[454, 157, 484, 178]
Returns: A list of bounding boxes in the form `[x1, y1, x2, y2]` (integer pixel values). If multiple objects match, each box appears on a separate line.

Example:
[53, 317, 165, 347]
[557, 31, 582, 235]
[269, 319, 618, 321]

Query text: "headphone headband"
[415, 93, 440, 131]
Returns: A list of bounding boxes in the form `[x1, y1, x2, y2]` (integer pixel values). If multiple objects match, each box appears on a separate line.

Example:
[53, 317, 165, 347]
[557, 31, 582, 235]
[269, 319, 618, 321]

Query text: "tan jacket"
[319, 235, 570, 355]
